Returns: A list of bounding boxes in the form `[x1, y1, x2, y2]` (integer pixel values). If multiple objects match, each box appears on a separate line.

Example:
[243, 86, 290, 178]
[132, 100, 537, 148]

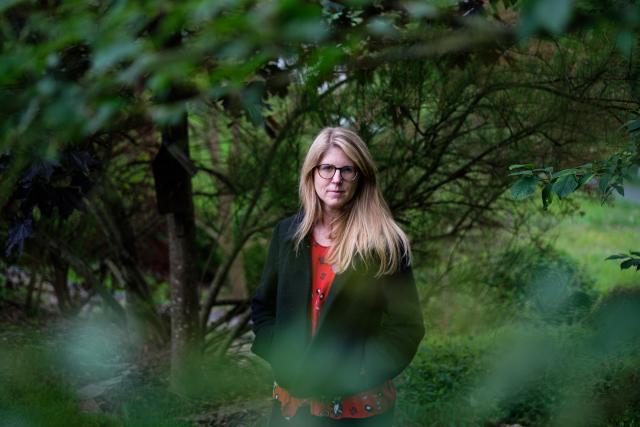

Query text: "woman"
[251, 127, 424, 426]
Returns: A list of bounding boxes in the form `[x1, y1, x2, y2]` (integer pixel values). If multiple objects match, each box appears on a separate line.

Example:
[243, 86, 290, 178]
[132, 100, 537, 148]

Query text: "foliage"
[397, 336, 491, 427]
[482, 245, 596, 324]
[0, 314, 273, 426]
[400, 319, 640, 426]
[605, 251, 640, 272]
[588, 286, 640, 354]
[1, 0, 640, 423]
[509, 139, 638, 209]
[0, 146, 99, 257]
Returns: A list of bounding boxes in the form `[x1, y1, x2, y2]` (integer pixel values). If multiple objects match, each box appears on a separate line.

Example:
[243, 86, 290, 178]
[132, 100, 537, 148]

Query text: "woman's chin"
[322, 202, 346, 212]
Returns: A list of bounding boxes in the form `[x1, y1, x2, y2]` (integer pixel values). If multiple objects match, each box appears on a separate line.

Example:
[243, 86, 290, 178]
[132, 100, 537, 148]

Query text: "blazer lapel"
[314, 265, 357, 337]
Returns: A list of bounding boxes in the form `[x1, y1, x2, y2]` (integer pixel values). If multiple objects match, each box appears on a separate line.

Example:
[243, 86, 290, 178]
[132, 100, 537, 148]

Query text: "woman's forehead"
[320, 145, 354, 165]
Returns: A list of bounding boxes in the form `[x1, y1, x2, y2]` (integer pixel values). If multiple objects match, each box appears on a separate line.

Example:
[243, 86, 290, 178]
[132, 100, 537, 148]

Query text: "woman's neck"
[320, 207, 339, 226]
[314, 210, 339, 246]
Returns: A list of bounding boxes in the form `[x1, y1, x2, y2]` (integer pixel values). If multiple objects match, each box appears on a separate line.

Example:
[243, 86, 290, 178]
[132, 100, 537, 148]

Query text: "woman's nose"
[331, 170, 343, 183]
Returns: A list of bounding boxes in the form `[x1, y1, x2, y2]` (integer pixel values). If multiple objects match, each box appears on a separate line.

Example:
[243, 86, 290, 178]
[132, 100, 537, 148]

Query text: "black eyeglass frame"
[315, 164, 359, 182]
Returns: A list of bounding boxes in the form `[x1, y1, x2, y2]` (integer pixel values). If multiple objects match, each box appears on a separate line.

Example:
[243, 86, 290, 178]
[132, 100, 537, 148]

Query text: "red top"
[272, 237, 396, 419]
[309, 237, 336, 337]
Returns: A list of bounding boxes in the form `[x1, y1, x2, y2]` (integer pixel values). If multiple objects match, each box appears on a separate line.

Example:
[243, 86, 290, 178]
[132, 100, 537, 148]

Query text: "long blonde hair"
[294, 127, 411, 276]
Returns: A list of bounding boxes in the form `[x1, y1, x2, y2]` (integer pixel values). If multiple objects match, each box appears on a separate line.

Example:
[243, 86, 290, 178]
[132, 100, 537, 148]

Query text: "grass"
[0, 345, 119, 427]
[550, 195, 640, 292]
[0, 315, 273, 427]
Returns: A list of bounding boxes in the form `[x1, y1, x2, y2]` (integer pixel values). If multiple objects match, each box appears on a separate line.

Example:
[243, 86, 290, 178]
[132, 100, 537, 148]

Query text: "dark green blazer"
[250, 214, 425, 398]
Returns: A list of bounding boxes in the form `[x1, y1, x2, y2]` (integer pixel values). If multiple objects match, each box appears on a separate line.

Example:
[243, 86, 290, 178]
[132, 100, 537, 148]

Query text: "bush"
[585, 287, 640, 425]
[595, 353, 640, 426]
[587, 286, 640, 354]
[397, 336, 493, 426]
[482, 245, 597, 324]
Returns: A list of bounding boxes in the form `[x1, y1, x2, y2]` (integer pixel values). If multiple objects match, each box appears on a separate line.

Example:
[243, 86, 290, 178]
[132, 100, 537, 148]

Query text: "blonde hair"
[294, 127, 411, 276]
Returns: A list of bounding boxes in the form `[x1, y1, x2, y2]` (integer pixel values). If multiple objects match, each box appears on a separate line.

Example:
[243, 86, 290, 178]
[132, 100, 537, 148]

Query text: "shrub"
[397, 336, 494, 426]
[587, 286, 640, 354]
[482, 245, 597, 324]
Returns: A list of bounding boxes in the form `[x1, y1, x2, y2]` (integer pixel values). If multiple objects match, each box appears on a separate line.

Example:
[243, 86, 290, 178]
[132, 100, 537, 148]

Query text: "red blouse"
[309, 237, 336, 337]
[272, 237, 396, 419]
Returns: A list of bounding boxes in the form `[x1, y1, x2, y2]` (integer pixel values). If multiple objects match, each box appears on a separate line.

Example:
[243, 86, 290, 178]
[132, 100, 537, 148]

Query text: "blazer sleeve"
[250, 221, 281, 363]
[361, 259, 425, 387]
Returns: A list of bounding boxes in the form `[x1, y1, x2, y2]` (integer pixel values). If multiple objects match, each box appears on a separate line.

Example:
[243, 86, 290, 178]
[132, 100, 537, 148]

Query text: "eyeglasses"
[316, 164, 358, 181]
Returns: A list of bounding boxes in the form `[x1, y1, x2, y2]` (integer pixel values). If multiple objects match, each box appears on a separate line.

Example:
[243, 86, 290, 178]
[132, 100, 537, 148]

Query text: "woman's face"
[313, 145, 358, 214]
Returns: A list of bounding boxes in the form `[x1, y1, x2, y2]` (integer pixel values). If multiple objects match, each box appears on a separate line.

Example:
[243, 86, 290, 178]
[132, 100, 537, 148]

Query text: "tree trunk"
[154, 107, 200, 393]
[50, 254, 72, 315]
[24, 270, 39, 312]
[168, 207, 200, 392]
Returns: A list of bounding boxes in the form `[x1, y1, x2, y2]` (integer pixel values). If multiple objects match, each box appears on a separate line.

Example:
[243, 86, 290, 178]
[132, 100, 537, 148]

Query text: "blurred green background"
[1, 0, 639, 426]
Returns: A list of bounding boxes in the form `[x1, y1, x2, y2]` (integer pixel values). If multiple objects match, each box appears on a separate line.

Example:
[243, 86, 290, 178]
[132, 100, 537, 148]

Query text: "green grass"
[0, 318, 274, 427]
[0, 346, 119, 427]
[550, 195, 640, 292]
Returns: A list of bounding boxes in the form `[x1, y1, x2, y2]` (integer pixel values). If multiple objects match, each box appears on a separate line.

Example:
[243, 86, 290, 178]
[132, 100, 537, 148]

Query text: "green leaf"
[511, 176, 539, 200]
[605, 254, 629, 260]
[508, 163, 535, 171]
[404, 2, 438, 18]
[367, 17, 396, 36]
[620, 259, 640, 270]
[508, 170, 534, 176]
[630, 251, 640, 257]
[617, 31, 637, 56]
[577, 173, 595, 186]
[551, 168, 577, 179]
[552, 174, 578, 198]
[0, 0, 21, 13]
[532, 0, 574, 34]
[628, 119, 640, 133]
[92, 42, 141, 74]
[614, 185, 625, 197]
[599, 174, 610, 194]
